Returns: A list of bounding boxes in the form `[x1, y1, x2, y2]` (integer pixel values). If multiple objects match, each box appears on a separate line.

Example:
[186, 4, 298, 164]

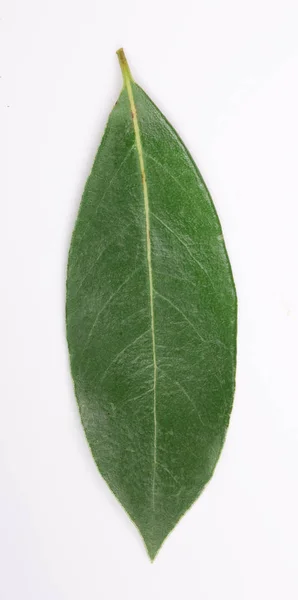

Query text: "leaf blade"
[66, 50, 237, 560]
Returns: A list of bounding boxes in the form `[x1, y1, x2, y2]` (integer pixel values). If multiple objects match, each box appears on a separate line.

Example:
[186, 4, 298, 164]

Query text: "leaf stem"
[116, 48, 134, 86]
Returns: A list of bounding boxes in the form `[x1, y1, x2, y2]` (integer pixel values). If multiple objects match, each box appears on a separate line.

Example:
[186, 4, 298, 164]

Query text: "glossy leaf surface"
[66, 50, 237, 560]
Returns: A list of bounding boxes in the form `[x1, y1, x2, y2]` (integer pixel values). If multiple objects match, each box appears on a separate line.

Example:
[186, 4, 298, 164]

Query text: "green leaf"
[66, 49, 237, 560]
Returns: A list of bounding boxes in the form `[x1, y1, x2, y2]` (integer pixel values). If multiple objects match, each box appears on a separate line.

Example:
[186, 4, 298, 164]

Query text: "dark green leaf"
[66, 49, 237, 560]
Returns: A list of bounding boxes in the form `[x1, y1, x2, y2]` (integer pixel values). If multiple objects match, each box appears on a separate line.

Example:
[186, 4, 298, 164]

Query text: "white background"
[1, 0, 298, 598]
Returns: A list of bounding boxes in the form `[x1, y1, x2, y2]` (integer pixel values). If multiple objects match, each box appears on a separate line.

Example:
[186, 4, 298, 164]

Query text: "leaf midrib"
[123, 74, 158, 510]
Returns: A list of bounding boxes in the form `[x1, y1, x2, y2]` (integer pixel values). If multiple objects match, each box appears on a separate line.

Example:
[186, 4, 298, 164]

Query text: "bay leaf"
[66, 49, 237, 560]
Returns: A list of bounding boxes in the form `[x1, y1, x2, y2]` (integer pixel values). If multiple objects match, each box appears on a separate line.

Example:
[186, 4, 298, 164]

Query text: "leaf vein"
[99, 328, 151, 384]
[81, 267, 141, 357]
[71, 144, 135, 262]
[151, 212, 212, 284]
[70, 221, 133, 302]
[159, 369, 204, 425]
[155, 290, 206, 342]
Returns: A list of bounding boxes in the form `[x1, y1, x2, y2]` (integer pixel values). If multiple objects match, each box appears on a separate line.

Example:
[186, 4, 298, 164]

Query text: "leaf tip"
[116, 48, 133, 85]
[143, 536, 163, 563]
